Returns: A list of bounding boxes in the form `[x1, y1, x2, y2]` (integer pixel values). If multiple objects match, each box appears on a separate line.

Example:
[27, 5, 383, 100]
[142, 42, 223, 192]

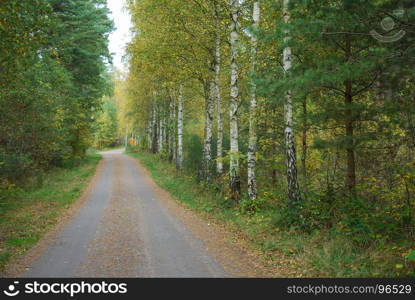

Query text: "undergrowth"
[128, 150, 415, 277]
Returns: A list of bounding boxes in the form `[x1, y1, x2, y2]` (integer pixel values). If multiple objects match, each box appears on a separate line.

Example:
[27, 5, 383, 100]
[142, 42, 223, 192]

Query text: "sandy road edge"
[129, 154, 285, 278]
[1, 158, 105, 277]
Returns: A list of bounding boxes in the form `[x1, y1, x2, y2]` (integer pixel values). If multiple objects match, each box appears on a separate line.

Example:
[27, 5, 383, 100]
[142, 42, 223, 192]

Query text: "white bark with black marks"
[283, 0, 301, 204]
[169, 99, 174, 161]
[177, 84, 184, 170]
[214, 3, 223, 175]
[248, 0, 260, 201]
[229, 0, 241, 200]
[203, 80, 215, 182]
[172, 99, 177, 162]
[151, 103, 157, 153]
[158, 109, 164, 152]
[147, 118, 152, 151]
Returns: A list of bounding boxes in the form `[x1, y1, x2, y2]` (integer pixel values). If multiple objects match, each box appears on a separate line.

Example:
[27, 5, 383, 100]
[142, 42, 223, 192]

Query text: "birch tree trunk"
[214, 4, 223, 175]
[177, 84, 184, 170]
[125, 126, 128, 149]
[158, 108, 163, 152]
[283, 0, 301, 204]
[203, 80, 214, 181]
[247, 0, 260, 201]
[151, 103, 158, 153]
[168, 99, 174, 161]
[172, 97, 177, 163]
[147, 115, 152, 152]
[229, 0, 241, 200]
[163, 100, 168, 148]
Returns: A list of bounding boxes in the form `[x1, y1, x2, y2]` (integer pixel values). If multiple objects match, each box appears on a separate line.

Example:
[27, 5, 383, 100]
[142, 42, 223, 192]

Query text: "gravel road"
[24, 149, 227, 277]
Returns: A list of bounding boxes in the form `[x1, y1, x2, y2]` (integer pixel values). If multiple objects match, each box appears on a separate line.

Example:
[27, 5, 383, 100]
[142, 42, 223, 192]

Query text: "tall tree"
[282, 0, 301, 204]
[229, 0, 241, 200]
[177, 84, 184, 170]
[203, 80, 215, 181]
[214, 3, 224, 175]
[247, 0, 260, 201]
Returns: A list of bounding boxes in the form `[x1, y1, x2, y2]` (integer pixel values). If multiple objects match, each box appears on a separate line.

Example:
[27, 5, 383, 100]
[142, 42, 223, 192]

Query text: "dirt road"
[21, 149, 260, 277]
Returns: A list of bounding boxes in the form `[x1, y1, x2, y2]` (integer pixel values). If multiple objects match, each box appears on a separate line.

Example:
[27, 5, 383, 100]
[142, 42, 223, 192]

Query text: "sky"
[107, 0, 132, 71]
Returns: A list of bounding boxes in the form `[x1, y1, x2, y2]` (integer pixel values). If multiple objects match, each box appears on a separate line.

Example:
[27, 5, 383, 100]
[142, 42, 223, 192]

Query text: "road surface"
[24, 149, 226, 277]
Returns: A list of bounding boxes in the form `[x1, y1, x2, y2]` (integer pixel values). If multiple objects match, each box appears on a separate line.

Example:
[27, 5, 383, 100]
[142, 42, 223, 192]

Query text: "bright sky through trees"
[107, 0, 132, 70]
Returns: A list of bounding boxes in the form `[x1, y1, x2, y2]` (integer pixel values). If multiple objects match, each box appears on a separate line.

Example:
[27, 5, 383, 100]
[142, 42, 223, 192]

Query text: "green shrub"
[0, 150, 35, 182]
[184, 134, 203, 177]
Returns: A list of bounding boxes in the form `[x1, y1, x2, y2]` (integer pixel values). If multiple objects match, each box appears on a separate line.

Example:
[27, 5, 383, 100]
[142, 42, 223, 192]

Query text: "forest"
[120, 0, 415, 276]
[0, 0, 114, 184]
[1, 0, 415, 277]
[0, 0, 117, 270]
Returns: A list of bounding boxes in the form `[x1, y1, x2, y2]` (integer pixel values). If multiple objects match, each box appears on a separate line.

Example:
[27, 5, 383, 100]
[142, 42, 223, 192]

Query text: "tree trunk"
[345, 79, 356, 195]
[203, 80, 214, 182]
[151, 104, 158, 153]
[147, 118, 152, 152]
[302, 97, 308, 190]
[158, 104, 164, 152]
[172, 97, 177, 163]
[214, 4, 223, 175]
[229, 0, 241, 201]
[177, 84, 184, 170]
[163, 100, 168, 148]
[248, 0, 260, 201]
[169, 99, 174, 161]
[283, 0, 301, 204]
[124, 126, 128, 149]
[344, 36, 356, 195]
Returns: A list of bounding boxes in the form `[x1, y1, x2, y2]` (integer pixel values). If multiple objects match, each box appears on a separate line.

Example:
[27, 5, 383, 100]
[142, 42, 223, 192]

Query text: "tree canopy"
[121, 0, 415, 276]
[0, 0, 113, 182]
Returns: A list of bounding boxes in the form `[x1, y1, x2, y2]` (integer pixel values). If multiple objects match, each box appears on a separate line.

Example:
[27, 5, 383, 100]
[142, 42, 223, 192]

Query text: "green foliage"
[0, 152, 34, 183]
[0, 0, 51, 75]
[0, 152, 101, 271]
[240, 196, 265, 214]
[130, 150, 415, 277]
[184, 134, 204, 176]
[121, 0, 415, 277]
[0, 0, 113, 185]
[406, 250, 415, 263]
[93, 97, 119, 149]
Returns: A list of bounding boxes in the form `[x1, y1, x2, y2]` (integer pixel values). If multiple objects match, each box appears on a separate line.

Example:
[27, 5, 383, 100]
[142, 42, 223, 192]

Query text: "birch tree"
[151, 103, 158, 153]
[247, 0, 260, 201]
[158, 107, 164, 152]
[168, 98, 175, 161]
[177, 84, 184, 170]
[214, 2, 224, 175]
[229, 0, 241, 200]
[282, 0, 301, 204]
[203, 80, 215, 181]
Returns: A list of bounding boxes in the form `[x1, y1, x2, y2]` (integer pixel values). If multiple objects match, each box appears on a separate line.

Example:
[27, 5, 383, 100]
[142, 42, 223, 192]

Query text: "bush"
[0, 150, 35, 182]
[184, 134, 203, 177]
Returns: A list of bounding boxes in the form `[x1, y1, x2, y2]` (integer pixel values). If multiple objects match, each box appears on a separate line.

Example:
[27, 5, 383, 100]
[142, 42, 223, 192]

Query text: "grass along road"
[127, 151, 301, 277]
[0, 152, 101, 274]
[1, 148, 409, 277]
[127, 151, 412, 277]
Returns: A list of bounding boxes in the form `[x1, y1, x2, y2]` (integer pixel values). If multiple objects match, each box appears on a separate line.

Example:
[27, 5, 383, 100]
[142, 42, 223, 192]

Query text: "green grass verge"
[0, 151, 101, 272]
[128, 151, 415, 277]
